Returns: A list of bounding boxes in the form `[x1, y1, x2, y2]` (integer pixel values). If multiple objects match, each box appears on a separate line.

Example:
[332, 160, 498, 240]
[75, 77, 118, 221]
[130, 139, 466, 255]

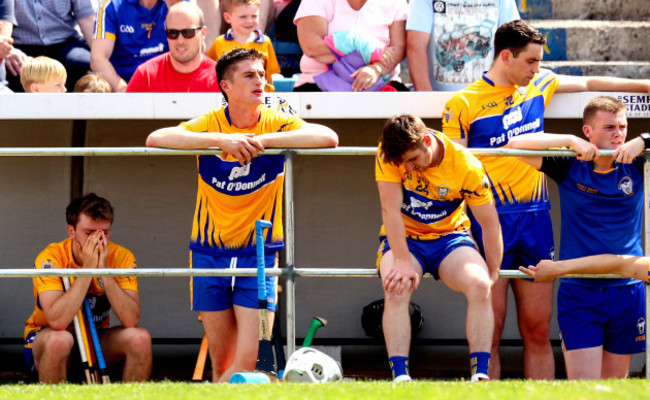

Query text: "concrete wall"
[0, 121, 72, 339]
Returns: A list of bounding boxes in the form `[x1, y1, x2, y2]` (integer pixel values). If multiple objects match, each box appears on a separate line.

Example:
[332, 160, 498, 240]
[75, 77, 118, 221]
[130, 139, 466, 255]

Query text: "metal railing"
[0, 146, 646, 378]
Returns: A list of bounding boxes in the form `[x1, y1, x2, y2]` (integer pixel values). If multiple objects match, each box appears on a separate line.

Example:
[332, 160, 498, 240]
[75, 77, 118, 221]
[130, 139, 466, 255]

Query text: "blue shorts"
[23, 330, 40, 374]
[471, 210, 554, 270]
[191, 251, 278, 312]
[558, 282, 646, 354]
[376, 232, 477, 280]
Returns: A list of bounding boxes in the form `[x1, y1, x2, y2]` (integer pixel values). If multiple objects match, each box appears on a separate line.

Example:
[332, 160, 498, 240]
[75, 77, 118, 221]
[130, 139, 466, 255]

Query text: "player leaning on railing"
[146, 48, 338, 383]
[508, 96, 649, 380]
[442, 19, 650, 381]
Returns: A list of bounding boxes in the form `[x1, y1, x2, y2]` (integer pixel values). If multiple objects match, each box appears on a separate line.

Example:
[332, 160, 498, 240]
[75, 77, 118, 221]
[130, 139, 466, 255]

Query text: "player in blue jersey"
[146, 49, 338, 383]
[509, 96, 648, 379]
[376, 114, 503, 382]
[443, 19, 650, 379]
[91, 0, 170, 92]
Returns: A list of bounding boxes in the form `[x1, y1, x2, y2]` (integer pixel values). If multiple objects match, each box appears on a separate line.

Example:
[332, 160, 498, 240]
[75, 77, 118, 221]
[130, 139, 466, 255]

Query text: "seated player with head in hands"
[24, 193, 151, 383]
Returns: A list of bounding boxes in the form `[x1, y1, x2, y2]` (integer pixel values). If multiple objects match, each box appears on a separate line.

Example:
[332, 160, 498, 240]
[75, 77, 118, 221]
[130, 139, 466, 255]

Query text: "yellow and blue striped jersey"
[24, 238, 138, 340]
[180, 106, 305, 256]
[375, 131, 492, 240]
[442, 69, 560, 214]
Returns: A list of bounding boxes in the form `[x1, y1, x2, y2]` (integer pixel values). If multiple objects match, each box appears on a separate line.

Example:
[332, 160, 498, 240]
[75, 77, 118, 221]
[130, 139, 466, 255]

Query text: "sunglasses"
[165, 26, 203, 40]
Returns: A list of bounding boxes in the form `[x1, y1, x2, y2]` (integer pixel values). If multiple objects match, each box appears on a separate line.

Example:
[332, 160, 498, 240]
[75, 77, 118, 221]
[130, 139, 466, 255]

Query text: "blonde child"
[206, 0, 280, 90]
[20, 56, 67, 93]
[74, 72, 112, 93]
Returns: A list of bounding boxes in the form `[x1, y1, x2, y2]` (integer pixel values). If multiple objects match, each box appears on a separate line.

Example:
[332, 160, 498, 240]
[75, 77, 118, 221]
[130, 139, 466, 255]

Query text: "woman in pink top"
[293, 0, 407, 92]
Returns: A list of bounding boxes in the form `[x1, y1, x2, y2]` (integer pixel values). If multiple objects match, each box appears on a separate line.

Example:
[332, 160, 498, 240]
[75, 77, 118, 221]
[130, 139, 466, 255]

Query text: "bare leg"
[218, 306, 270, 383]
[201, 306, 272, 383]
[438, 246, 493, 354]
[488, 277, 509, 379]
[379, 251, 422, 360]
[512, 279, 555, 379]
[601, 351, 632, 378]
[201, 309, 237, 382]
[563, 346, 603, 380]
[101, 326, 152, 382]
[32, 328, 74, 383]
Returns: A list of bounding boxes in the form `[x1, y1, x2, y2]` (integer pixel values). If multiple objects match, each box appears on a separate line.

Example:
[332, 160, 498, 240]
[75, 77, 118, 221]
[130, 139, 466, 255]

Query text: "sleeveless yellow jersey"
[376, 131, 492, 240]
[442, 69, 559, 214]
[180, 106, 305, 257]
[24, 238, 138, 340]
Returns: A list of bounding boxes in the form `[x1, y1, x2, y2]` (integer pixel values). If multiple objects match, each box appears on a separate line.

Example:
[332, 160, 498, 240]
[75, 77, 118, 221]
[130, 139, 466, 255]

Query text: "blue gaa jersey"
[376, 131, 493, 240]
[541, 156, 644, 287]
[94, 0, 169, 81]
[442, 69, 559, 214]
[180, 106, 305, 257]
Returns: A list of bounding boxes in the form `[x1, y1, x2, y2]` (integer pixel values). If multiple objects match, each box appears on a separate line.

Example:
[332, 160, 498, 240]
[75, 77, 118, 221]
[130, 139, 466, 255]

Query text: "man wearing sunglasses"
[146, 48, 338, 382]
[91, 0, 171, 92]
[127, 2, 220, 92]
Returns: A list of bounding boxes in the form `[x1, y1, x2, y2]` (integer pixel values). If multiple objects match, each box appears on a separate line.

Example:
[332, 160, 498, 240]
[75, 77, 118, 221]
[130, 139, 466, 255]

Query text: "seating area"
[520, 0, 650, 78]
[265, 0, 650, 91]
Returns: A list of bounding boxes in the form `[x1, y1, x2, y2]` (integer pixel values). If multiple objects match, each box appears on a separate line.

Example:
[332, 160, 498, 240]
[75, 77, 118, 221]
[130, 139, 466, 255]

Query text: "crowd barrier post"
[284, 150, 297, 357]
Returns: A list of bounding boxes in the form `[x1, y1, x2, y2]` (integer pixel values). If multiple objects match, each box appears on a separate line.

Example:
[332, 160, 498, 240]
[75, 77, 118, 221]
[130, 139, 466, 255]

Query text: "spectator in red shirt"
[127, 2, 220, 93]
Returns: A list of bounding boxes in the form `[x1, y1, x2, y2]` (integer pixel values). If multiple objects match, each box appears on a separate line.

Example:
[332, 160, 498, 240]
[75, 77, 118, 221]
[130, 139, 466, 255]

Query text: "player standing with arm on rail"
[442, 19, 650, 380]
[508, 96, 648, 380]
[24, 193, 151, 384]
[376, 114, 502, 382]
[146, 48, 338, 383]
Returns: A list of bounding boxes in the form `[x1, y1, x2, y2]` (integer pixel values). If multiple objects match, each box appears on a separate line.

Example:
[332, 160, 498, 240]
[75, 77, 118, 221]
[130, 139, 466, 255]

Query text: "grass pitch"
[0, 380, 649, 400]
